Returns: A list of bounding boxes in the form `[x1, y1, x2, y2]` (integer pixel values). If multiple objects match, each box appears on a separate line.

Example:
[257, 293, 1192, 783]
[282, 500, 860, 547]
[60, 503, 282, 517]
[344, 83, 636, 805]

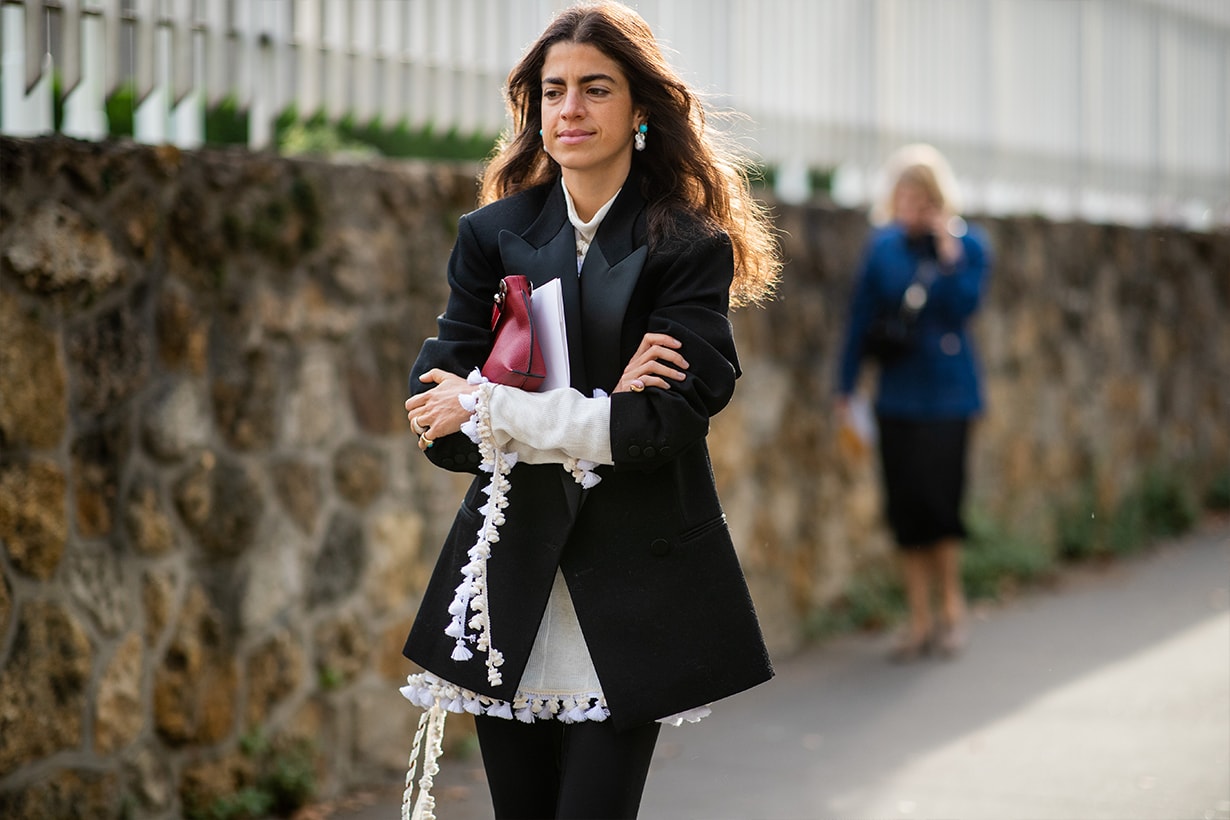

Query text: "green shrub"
[1136, 467, 1200, 539]
[1055, 481, 1103, 560]
[185, 733, 317, 820]
[205, 96, 249, 146]
[963, 510, 1055, 600]
[105, 84, 136, 137]
[803, 567, 903, 640]
[1203, 468, 1230, 512]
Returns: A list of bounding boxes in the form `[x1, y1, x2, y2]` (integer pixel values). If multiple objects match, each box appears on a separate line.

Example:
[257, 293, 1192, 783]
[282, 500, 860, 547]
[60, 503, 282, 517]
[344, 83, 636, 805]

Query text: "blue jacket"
[836, 222, 991, 420]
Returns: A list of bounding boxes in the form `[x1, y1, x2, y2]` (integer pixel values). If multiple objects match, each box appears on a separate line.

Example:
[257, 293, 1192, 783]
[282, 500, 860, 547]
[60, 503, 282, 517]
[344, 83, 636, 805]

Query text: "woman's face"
[540, 41, 644, 189]
[893, 180, 940, 236]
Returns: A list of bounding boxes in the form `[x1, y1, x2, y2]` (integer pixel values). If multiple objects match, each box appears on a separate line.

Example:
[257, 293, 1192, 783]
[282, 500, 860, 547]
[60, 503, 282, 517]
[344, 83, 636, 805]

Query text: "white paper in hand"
[530, 278, 570, 391]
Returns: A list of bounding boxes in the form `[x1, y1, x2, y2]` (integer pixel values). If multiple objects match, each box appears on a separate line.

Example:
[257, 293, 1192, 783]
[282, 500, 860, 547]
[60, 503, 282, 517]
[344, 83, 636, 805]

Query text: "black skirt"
[876, 416, 970, 548]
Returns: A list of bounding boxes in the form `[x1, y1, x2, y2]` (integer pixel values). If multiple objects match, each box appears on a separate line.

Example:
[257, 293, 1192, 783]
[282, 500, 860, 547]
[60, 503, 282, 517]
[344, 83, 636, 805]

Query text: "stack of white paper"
[529, 278, 570, 391]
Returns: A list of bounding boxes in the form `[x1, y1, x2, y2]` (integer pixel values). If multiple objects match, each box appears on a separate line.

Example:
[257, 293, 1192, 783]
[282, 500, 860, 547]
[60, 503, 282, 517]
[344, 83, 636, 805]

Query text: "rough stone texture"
[153, 585, 238, 746]
[0, 769, 122, 820]
[178, 751, 255, 820]
[173, 450, 263, 557]
[210, 325, 280, 451]
[378, 619, 418, 682]
[70, 422, 130, 539]
[0, 460, 68, 580]
[0, 290, 67, 450]
[0, 600, 92, 777]
[241, 519, 306, 631]
[285, 344, 348, 448]
[368, 510, 428, 618]
[155, 281, 208, 375]
[346, 321, 423, 435]
[271, 458, 322, 534]
[0, 574, 10, 646]
[333, 440, 387, 508]
[65, 290, 150, 418]
[0, 200, 126, 295]
[95, 631, 145, 754]
[311, 513, 366, 606]
[65, 542, 130, 636]
[0, 135, 1225, 814]
[245, 630, 305, 727]
[124, 743, 175, 812]
[142, 379, 212, 460]
[141, 567, 179, 647]
[315, 611, 371, 688]
[125, 473, 176, 556]
[353, 685, 420, 773]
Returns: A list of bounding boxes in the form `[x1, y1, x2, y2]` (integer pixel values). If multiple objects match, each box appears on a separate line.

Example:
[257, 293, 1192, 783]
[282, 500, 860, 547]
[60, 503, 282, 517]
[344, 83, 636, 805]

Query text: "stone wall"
[1, 136, 1227, 816]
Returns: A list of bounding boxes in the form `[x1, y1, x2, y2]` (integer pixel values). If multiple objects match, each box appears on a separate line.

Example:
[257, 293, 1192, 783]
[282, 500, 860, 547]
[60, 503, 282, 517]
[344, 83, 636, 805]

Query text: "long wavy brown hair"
[479, 2, 780, 308]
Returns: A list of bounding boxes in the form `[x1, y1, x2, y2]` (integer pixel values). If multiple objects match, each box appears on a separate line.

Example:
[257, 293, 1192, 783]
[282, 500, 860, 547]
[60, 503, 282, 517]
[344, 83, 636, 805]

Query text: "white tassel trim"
[401, 672, 711, 728]
[401, 672, 610, 723]
[442, 371, 508, 687]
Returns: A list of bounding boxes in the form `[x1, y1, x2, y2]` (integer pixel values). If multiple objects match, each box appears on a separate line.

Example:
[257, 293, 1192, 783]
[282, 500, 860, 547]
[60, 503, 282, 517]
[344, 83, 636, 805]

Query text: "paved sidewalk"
[323, 524, 1230, 820]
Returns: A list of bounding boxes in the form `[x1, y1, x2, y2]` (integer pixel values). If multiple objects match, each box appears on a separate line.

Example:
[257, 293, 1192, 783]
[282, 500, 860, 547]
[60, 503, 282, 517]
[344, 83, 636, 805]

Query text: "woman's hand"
[932, 214, 965, 268]
[405, 369, 476, 450]
[614, 332, 688, 393]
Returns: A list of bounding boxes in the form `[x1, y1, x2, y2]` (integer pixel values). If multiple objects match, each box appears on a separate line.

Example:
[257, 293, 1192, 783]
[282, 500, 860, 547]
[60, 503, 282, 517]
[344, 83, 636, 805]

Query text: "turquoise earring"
[634, 123, 648, 151]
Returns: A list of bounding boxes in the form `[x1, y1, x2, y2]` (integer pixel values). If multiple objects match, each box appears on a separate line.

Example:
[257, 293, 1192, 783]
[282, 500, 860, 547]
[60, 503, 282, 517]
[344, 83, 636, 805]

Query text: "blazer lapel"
[579, 242, 648, 392]
[577, 176, 649, 392]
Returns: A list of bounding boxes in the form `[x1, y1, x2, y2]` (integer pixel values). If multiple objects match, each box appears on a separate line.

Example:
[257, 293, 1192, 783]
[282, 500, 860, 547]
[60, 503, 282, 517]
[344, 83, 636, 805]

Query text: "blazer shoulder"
[461, 183, 554, 240]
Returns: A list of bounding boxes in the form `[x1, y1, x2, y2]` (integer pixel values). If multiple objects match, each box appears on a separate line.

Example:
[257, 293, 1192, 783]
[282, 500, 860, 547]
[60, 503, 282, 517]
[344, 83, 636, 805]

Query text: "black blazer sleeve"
[609, 230, 740, 472]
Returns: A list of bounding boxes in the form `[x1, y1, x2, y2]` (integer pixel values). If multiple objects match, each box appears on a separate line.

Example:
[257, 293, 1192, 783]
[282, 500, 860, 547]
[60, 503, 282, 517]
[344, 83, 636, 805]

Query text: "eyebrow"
[542, 73, 619, 86]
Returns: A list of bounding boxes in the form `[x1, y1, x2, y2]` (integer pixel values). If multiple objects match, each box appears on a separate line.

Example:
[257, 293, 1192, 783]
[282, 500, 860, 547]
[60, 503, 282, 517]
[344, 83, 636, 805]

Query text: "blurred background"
[3, 0, 1228, 228]
[1, 2, 1227, 818]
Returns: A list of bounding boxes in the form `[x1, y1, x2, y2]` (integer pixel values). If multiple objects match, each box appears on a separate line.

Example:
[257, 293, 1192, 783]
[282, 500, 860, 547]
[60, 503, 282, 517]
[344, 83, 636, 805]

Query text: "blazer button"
[439, 455, 455, 467]
[650, 538, 670, 557]
[467, 452, 480, 464]
[660, 446, 672, 457]
[643, 446, 656, 458]
[627, 445, 642, 458]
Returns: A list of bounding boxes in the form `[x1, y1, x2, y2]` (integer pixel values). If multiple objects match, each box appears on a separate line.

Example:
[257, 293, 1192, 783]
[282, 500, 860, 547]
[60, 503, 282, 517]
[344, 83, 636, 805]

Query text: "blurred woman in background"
[835, 143, 992, 662]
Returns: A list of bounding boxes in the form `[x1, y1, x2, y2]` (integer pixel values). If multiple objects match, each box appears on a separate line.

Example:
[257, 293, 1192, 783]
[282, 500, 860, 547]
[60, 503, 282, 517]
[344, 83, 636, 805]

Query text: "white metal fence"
[2, 0, 1228, 228]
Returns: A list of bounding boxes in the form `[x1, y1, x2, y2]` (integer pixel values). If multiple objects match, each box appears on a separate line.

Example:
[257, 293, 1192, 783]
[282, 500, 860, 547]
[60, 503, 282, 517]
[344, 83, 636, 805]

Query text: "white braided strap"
[401, 701, 447, 820]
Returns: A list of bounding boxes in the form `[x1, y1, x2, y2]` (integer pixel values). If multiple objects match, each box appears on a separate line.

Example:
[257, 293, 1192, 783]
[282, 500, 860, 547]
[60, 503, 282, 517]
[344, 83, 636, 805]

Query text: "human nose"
[560, 87, 585, 118]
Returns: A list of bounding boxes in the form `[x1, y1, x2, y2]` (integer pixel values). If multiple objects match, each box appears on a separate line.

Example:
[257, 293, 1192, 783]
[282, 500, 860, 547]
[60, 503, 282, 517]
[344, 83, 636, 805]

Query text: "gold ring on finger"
[419, 432, 435, 449]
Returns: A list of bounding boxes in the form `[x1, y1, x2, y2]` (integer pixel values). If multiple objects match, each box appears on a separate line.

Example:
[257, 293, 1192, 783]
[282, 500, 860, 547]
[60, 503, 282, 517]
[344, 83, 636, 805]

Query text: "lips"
[556, 129, 593, 145]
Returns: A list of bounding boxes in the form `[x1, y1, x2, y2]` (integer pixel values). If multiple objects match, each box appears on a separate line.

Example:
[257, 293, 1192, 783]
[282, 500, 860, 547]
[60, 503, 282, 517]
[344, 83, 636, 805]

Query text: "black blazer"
[403, 171, 773, 729]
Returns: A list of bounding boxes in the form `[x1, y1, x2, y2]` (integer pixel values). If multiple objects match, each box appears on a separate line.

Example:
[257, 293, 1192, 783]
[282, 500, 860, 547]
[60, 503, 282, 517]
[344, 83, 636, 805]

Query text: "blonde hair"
[479, 2, 780, 308]
[871, 143, 963, 226]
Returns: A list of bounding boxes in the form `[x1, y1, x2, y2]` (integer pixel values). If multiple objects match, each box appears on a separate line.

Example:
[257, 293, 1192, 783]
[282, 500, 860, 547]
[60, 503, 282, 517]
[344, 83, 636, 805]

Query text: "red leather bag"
[481, 275, 546, 391]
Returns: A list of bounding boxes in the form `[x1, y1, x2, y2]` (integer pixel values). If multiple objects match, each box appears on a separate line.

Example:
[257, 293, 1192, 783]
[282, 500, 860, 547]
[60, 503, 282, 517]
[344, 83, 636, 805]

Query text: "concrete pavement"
[322, 523, 1230, 819]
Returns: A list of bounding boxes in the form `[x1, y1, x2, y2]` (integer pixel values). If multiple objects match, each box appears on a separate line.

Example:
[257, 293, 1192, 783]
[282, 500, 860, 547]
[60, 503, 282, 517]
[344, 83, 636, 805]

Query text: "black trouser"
[474, 714, 661, 819]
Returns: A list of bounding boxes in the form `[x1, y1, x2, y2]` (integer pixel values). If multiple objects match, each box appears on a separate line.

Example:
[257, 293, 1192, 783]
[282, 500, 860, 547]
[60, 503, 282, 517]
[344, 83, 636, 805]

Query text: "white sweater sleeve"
[485, 385, 613, 466]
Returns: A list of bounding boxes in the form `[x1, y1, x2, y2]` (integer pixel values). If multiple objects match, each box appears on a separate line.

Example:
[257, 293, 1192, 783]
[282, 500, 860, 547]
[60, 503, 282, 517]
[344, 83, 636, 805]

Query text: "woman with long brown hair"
[400, 3, 780, 816]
